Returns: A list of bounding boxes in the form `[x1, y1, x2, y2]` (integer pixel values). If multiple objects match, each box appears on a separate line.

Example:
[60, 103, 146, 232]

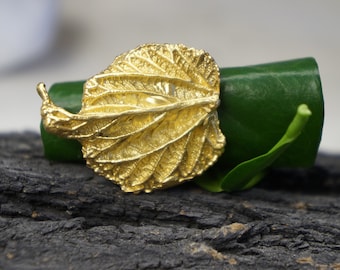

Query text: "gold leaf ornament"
[37, 44, 226, 193]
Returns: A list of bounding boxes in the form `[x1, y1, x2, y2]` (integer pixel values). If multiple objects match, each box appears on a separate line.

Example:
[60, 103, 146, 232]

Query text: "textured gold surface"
[37, 44, 226, 193]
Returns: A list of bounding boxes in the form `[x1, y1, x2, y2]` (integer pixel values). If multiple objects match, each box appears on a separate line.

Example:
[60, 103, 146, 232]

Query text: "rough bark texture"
[0, 132, 340, 270]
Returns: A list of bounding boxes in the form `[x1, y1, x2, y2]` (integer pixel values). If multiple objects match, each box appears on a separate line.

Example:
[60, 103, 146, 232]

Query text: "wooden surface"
[0, 133, 339, 269]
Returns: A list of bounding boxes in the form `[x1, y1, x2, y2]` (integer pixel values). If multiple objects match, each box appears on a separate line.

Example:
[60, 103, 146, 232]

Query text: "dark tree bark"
[0, 133, 340, 270]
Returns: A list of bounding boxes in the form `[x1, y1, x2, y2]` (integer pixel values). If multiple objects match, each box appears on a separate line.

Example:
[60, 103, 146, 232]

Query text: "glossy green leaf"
[40, 81, 84, 162]
[39, 58, 324, 192]
[196, 104, 311, 192]
[217, 58, 323, 169]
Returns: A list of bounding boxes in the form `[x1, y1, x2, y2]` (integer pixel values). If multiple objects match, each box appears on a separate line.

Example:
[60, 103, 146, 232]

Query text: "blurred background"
[0, 0, 339, 153]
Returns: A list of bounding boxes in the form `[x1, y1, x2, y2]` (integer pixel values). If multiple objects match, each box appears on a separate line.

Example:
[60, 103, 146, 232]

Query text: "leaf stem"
[196, 104, 312, 192]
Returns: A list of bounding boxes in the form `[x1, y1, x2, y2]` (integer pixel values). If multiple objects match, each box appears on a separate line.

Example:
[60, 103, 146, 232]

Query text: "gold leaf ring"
[37, 44, 226, 193]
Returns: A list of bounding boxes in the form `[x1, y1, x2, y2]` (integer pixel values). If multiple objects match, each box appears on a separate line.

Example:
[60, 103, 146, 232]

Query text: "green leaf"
[221, 104, 311, 191]
[196, 104, 311, 192]
[217, 58, 323, 169]
[40, 81, 84, 162]
[38, 58, 324, 192]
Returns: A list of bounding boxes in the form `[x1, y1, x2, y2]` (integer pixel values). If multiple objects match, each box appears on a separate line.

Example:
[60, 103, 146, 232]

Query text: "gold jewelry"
[37, 44, 226, 193]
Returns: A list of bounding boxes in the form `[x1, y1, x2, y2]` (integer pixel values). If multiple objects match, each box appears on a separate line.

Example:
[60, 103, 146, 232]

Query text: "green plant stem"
[196, 104, 311, 192]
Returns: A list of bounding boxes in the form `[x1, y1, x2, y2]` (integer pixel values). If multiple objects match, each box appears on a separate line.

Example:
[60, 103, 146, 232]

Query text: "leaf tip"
[298, 104, 312, 117]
